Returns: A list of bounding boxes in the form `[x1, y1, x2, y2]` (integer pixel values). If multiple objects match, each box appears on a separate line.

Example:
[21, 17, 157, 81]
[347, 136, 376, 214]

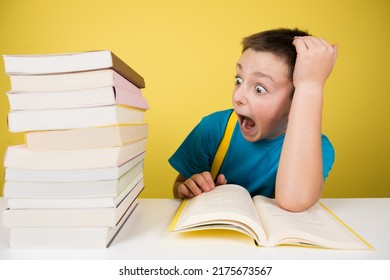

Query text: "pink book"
[112, 71, 142, 95]
[114, 87, 149, 110]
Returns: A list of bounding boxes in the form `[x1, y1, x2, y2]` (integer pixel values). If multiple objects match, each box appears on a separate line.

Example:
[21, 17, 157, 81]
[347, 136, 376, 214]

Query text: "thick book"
[8, 69, 143, 92]
[170, 184, 372, 250]
[8, 201, 139, 248]
[4, 138, 147, 170]
[4, 152, 145, 182]
[25, 123, 148, 151]
[4, 161, 144, 199]
[8, 104, 145, 132]
[2, 50, 145, 88]
[7, 86, 148, 111]
[3, 176, 144, 227]
[6, 172, 144, 209]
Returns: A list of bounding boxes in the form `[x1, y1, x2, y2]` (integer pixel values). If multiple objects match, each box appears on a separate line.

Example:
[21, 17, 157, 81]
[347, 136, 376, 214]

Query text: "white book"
[170, 184, 372, 250]
[3, 50, 145, 89]
[4, 139, 147, 170]
[8, 105, 145, 132]
[8, 69, 141, 92]
[7, 86, 148, 111]
[9, 200, 139, 248]
[6, 173, 143, 209]
[4, 152, 145, 182]
[3, 177, 144, 227]
[25, 123, 148, 151]
[4, 162, 144, 199]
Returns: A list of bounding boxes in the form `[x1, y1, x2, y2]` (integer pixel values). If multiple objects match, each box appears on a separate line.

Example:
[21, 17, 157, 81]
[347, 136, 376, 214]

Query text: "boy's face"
[232, 48, 294, 142]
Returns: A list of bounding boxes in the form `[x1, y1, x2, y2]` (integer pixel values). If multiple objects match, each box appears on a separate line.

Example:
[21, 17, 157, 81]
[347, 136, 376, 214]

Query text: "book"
[4, 138, 147, 170]
[25, 123, 148, 151]
[4, 152, 145, 182]
[7, 86, 148, 111]
[8, 104, 145, 132]
[2, 50, 145, 88]
[6, 172, 144, 209]
[3, 176, 144, 227]
[8, 201, 139, 248]
[7, 68, 143, 92]
[4, 161, 144, 199]
[169, 184, 372, 250]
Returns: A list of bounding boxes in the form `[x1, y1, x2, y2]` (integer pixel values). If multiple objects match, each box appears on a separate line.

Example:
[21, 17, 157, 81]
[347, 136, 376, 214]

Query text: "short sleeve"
[321, 134, 335, 180]
[168, 110, 232, 179]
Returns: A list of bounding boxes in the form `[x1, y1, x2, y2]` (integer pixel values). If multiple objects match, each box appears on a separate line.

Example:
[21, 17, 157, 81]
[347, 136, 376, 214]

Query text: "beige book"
[25, 124, 148, 151]
[8, 104, 145, 133]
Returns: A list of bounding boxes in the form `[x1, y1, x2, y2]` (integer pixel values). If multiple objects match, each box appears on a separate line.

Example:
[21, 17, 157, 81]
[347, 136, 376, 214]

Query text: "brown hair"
[242, 28, 310, 79]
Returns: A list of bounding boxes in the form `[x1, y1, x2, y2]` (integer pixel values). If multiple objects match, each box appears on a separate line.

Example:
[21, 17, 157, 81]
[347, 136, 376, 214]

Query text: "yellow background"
[0, 0, 389, 198]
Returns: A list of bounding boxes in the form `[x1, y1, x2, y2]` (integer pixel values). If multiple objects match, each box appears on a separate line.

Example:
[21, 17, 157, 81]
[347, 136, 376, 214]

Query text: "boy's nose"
[232, 87, 248, 106]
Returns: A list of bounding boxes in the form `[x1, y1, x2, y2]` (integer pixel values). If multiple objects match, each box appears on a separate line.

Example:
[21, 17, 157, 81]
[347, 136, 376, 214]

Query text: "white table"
[0, 198, 389, 260]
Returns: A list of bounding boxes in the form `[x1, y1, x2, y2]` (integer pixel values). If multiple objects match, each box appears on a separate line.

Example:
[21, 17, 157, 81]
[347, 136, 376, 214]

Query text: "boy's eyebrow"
[236, 63, 275, 82]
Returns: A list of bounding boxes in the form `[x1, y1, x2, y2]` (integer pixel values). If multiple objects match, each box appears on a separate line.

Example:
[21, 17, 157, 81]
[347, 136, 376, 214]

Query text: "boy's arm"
[173, 172, 227, 198]
[275, 36, 338, 212]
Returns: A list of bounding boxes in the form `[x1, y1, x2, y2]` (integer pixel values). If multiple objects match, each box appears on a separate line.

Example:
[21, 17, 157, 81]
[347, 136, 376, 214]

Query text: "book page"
[172, 184, 267, 244]
[253, 196, 370, 249]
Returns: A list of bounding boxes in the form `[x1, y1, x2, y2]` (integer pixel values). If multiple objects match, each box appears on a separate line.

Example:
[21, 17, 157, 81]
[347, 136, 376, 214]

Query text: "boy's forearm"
[275, 83, 324, 212]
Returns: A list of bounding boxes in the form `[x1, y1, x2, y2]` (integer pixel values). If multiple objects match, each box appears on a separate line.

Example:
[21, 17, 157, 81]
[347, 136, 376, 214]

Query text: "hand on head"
[292, 36, 338, 90]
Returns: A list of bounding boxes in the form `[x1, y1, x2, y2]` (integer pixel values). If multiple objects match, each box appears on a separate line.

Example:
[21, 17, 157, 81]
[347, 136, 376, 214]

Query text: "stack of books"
[1, 50, 149, 248]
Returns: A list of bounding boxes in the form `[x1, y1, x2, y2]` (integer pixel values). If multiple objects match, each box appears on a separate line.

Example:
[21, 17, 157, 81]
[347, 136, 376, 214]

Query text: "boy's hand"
[177, 172, 227, 199]
[292, 36, 338, 90]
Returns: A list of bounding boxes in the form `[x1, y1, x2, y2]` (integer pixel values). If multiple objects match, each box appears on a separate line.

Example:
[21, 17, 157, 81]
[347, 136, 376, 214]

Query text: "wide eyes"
[234, 76, 243, 86]
[235, 76, 267, 95]
[256, 85, 267, 95]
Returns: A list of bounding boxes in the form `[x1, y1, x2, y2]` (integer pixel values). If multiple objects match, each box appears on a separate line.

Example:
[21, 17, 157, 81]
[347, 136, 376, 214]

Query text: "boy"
[169, 28, 338, 212]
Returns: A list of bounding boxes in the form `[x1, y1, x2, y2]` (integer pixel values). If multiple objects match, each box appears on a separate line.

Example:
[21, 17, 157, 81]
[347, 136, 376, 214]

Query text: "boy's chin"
[239, 128, 261, 142]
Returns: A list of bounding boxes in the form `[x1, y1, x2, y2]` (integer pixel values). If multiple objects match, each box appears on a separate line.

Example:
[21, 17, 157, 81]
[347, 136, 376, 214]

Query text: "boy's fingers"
[201, 171, 215, 183]
[185, 177, 203, 195]
[216, 174, 227, 186]
[292, 36, 307, 51]
[178, 171, 218, 199]
[177, 184, 194, 199]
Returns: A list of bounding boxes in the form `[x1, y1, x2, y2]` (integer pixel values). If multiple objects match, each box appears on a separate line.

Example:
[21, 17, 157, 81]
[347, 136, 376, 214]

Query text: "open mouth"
[237, 114, 256, 134]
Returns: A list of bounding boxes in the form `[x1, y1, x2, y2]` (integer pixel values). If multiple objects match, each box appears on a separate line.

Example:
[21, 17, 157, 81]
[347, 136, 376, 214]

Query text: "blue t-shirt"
[169, 109, 335, 197]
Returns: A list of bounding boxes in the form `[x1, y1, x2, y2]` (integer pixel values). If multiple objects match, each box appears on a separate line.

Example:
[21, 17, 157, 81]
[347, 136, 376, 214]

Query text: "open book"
[170, 184, 372, 250]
